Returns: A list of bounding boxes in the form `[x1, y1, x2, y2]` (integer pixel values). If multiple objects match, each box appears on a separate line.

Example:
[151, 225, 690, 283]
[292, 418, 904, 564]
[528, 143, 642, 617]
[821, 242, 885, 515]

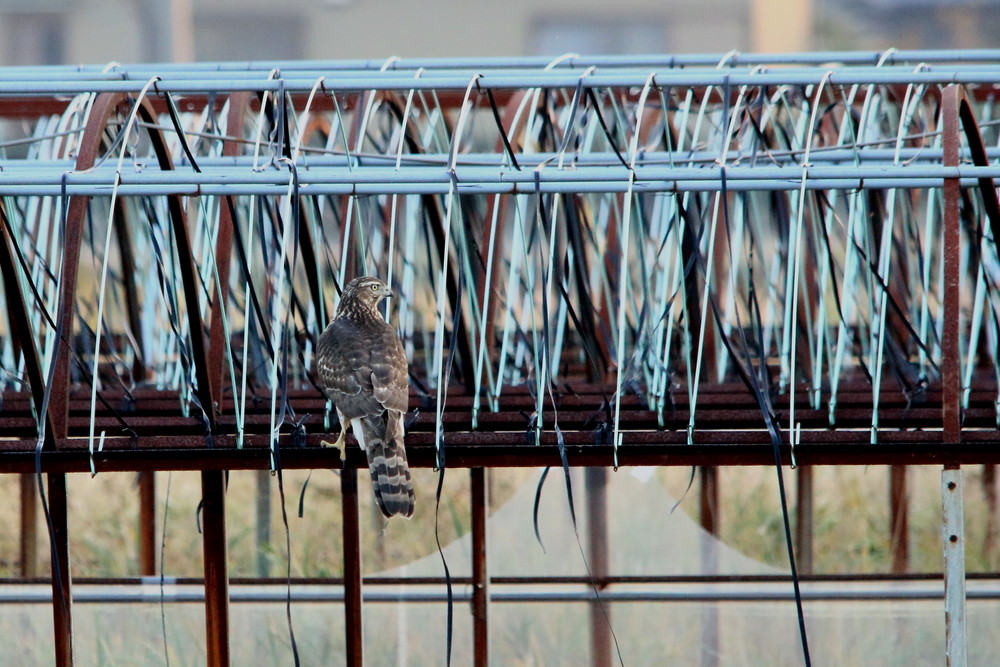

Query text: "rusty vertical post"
[136, 95, 229, 664]
[44, 298, 73, 667]
[46, 96, 207, 664]
[471, 468, 489, 666]
[201, 470, 230, 667]
[699, 465, 720, 667]
[25, 90, 127, 661]
[255, 470, 272, 577]
[941, 83, 967, 667]
[699, 466, 719, 537]
[585, 467, 610, 667]
[125, 96, 232, 665]
[207, 92, 250, 403]
[1, 200, 46, 580]
[19, 474, 36, 577]
[138, 473, 156, 575]
[48, 473, 72, 667]
[889, 465, 909, 573]
[342, 467, 363, 666]
[50, 92, 127, 451]
[795, 467, 814, 575]
[983, 465, 997, 564]
[43, 118, 126, 667]
[942, 84, 964, 456]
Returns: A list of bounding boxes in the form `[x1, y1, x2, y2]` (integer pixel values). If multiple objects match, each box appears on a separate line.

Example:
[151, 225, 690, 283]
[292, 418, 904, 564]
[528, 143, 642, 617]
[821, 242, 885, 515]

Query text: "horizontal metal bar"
[3, 579, 1000, 605]
[10, 146, 1000, 170]
[6, 572, 998, 587]
[2, 58, 1000, 79]
[0, 177, 990, 197]
[0, 436, 998, 473]
[2, 163, 998, 186]
[2, 65, 1000, 89]
[4, 69, 1000, 94]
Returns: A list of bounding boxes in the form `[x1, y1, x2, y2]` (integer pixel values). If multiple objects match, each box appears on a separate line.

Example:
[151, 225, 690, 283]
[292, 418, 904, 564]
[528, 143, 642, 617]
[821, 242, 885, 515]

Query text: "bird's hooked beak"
[383, 286, 393, 298]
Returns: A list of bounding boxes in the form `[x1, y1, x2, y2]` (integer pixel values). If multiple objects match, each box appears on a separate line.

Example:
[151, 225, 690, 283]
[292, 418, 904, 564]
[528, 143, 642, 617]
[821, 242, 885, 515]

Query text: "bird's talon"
[321, 432, 347, 460]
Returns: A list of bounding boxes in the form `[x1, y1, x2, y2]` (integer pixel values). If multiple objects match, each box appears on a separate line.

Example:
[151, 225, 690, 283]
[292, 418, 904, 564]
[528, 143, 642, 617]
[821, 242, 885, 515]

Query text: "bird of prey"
[315, 276, 414, 518]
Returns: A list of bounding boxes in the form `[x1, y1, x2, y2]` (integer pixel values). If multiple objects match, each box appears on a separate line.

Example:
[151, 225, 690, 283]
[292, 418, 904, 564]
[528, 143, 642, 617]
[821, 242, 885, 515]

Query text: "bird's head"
[340, 276, 393, 312]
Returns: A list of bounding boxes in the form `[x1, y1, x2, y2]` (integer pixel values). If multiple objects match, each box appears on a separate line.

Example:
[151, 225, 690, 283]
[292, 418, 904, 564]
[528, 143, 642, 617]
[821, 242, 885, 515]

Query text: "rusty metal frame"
[0, 201, 44, 579]
[471, 467, 489, 665]
[341, 467, 363, 666]
[941, 83, 966, 667]
[201, 470, 230, 666]
[3, 59, 1000, 666]
[586, 467, 612, 667]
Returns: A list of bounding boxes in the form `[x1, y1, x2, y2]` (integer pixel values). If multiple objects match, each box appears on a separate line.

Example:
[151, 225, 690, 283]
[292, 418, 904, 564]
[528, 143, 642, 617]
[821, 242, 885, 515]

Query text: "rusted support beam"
[138, 472, 156, 576]
[941, 83, 966, 667]
[586, 467, 611, 667]
[201, 470, 230, 667]
[699, 465, 719, 536]
[341, 467, 363, 666]
[255, 470, 272, 577]
[10, 433, 1000, 474]
[0, 201, 49, 432]
[19, 474, 37, 577]
[207, 92, 251, 406]
[8, 377, 1000, 415]
[983, 465, 997, 564]
[699, 460, 722, 667]
[471, 467, 489, 666]
[48, 473, 73, 667]
[795, 467, 814, 575]
[32, 93, 130, 667]
[0, 200, 46, 580]
[50, 92, 126, 440]
[54, 93, 220, 657]
[889, 465, 909, 573]
[699, 465, 720, 667]
[13, 401, 1000, 438]
[942, 88, 962, 449]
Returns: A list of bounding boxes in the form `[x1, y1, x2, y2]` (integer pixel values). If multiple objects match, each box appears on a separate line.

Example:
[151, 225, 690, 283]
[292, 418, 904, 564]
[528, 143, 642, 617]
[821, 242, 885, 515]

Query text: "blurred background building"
[0, 0, 997, 67]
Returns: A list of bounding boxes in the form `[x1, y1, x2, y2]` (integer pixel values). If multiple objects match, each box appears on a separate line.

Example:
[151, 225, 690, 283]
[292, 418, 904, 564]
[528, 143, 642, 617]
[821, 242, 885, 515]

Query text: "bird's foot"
[320, 430, 347, 460]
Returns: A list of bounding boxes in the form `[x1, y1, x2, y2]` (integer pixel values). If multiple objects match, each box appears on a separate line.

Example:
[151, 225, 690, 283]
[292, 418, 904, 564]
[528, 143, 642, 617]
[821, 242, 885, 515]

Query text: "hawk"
[315, 276, 414, 518]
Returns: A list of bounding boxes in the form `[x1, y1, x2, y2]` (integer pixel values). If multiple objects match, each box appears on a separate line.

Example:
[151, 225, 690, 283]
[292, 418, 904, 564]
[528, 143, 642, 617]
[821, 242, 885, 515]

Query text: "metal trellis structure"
[2, 50, 1000, 665]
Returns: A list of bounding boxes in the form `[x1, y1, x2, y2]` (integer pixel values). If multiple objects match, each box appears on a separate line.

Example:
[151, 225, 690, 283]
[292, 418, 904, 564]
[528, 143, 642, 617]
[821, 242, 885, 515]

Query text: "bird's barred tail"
[360, 414, 414, 518]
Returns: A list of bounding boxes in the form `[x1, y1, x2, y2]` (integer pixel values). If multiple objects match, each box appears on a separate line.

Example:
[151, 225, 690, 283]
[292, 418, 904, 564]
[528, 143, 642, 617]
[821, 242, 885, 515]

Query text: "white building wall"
[0, 0, 752, 66]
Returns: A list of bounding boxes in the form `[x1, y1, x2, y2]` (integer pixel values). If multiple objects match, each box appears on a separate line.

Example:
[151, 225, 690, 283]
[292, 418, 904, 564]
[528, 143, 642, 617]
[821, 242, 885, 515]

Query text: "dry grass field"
[0, 463, 998, 664]
[0, 463, 994, 578]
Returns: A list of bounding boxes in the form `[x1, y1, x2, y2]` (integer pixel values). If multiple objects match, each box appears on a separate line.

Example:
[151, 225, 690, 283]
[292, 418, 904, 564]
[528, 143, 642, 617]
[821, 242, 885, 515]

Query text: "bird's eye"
[370, 284, 379, 291]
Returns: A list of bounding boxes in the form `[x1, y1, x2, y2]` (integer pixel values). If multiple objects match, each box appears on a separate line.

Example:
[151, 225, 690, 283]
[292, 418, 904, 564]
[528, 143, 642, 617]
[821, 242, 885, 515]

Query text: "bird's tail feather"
[359, 413, 414, 518]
